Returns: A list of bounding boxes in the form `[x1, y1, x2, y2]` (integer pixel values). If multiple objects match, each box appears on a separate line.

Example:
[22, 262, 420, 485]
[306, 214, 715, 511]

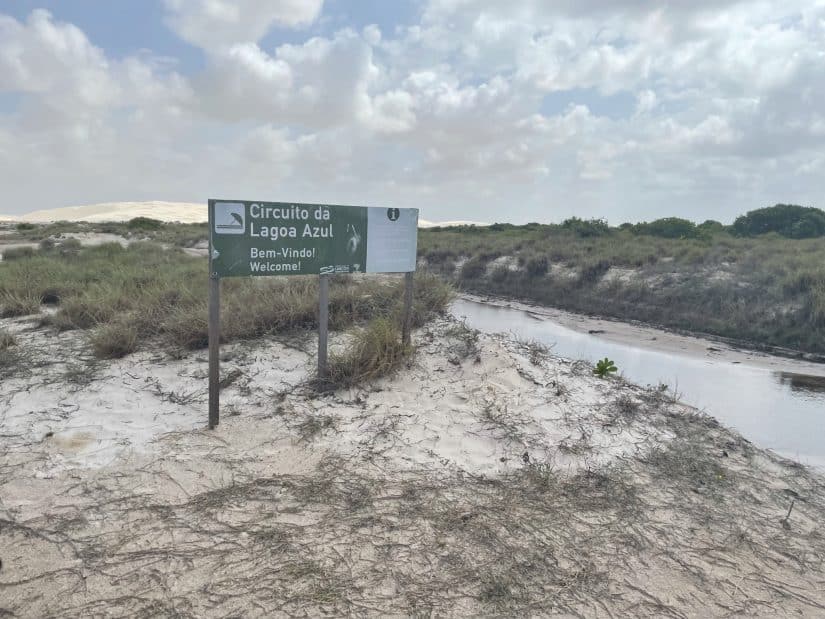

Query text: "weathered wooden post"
[318, 273, 330, 380]
[208, 272, 220, 429]
[402, 271, 414, 346]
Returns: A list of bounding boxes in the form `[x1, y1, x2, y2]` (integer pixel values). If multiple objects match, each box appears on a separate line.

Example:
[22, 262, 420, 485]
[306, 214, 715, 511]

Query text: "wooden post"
[402, 271, 414, 346]
[208, 273, 220, 429]
[318, 274, 329, 380]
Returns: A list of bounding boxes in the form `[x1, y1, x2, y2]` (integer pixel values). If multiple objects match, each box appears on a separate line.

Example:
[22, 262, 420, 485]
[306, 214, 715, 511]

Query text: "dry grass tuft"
[0, 328, 15, 350]
[296, 414, 336, 442]
[322, 318, 413, 389]
[645, 438, 731, 491]
[0, 292, 40, 318]
[0, 327, 21, 378]
[90, 322, 139, 359]
[444, 319, 480, 364]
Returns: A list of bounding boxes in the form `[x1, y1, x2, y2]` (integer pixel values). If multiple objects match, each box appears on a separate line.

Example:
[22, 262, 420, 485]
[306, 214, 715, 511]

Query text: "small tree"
[731, 204, 825, 238]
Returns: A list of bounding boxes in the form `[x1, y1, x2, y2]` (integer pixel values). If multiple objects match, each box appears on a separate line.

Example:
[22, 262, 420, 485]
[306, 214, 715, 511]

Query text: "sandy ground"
[461, 293, 825, 375]
[1, 311, 824, 617]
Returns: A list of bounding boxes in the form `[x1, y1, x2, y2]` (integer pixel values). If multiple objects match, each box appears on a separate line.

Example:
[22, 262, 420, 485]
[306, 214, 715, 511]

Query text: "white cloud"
[163, 0, 324, 48]
[1, 2, 824, 223]
[196, 29, 376, 128]
[0, 9, 117, 108]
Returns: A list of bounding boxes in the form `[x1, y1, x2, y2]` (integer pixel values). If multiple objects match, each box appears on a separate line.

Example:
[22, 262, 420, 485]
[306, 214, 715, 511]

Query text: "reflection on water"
[452, 298, 825, 469]
[775, 372, 825, 396]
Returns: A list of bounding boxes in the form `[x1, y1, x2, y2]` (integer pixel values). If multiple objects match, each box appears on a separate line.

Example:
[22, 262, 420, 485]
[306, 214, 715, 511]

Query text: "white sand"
[0, 314, 653, 478]
[1, 313, 824, 616]
[11, 201, 207, 223]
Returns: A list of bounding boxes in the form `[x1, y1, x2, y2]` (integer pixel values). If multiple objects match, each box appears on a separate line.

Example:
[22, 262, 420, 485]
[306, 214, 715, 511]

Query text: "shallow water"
[452, 298, 825, 469]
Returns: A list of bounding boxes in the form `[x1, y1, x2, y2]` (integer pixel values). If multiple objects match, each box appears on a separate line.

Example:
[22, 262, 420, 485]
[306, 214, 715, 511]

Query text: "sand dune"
[1, 201, 488, 227]
[7, 201, 206, 224]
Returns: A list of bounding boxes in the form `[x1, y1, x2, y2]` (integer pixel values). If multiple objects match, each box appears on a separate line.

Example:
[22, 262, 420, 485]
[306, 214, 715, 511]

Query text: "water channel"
[452, 297, 825, 469]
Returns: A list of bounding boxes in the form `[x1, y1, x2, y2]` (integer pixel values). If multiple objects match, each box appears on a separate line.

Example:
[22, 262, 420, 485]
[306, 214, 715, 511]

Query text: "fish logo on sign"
[214, 202, 245, 235]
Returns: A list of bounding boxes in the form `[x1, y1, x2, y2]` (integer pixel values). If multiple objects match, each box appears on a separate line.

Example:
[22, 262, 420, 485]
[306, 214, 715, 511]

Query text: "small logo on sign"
[346, 223, 361, 254]
[214, 202, 245, 235]
[387, 208, 400, 222]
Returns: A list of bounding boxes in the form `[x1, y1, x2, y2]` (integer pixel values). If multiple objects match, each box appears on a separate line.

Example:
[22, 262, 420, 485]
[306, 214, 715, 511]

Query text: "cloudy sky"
[1, 1, 823, 223]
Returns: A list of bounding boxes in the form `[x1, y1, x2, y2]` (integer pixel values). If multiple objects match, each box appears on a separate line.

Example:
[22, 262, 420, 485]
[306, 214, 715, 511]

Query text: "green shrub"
[15, 222, 36, 231]
[460, 256, 488, 281]
[525, 256, 548, 277]
[697, 220, 726, 235]
[632, 217, 702, 239]
[561, 217, 611, 238]
[127, 217, 163, 231]
[579, 260, 611, 285]
[732, 204, 825, 239]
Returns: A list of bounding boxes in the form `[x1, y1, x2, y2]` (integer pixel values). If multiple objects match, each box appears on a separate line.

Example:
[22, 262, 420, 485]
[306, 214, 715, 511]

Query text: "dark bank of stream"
[452, 297, 825, 469]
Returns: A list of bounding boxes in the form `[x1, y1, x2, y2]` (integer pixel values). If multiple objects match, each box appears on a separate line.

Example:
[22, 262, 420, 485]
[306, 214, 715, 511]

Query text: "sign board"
[208, 200, 418, 278]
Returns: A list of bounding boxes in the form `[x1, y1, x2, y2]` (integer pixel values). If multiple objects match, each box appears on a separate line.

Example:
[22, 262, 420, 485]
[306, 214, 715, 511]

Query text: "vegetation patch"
[0, 241, 451, 360]
[6, 219, 207, 245]
[419, 205, 825, 354]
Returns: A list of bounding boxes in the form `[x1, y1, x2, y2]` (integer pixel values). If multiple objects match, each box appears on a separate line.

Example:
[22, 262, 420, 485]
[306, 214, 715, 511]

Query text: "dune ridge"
[0, 201, 488, 228]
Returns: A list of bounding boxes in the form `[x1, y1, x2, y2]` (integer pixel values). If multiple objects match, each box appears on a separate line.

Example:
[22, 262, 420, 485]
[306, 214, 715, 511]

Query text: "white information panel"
[365, 208, 418, 273]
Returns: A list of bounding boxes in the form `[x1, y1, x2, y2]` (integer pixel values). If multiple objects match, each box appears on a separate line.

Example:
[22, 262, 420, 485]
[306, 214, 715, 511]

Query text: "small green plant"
[593, 357, 618, 378]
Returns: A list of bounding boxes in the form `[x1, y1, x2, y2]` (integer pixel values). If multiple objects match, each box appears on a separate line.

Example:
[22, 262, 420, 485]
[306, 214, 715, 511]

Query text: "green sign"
[208, 200, 418, 278]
